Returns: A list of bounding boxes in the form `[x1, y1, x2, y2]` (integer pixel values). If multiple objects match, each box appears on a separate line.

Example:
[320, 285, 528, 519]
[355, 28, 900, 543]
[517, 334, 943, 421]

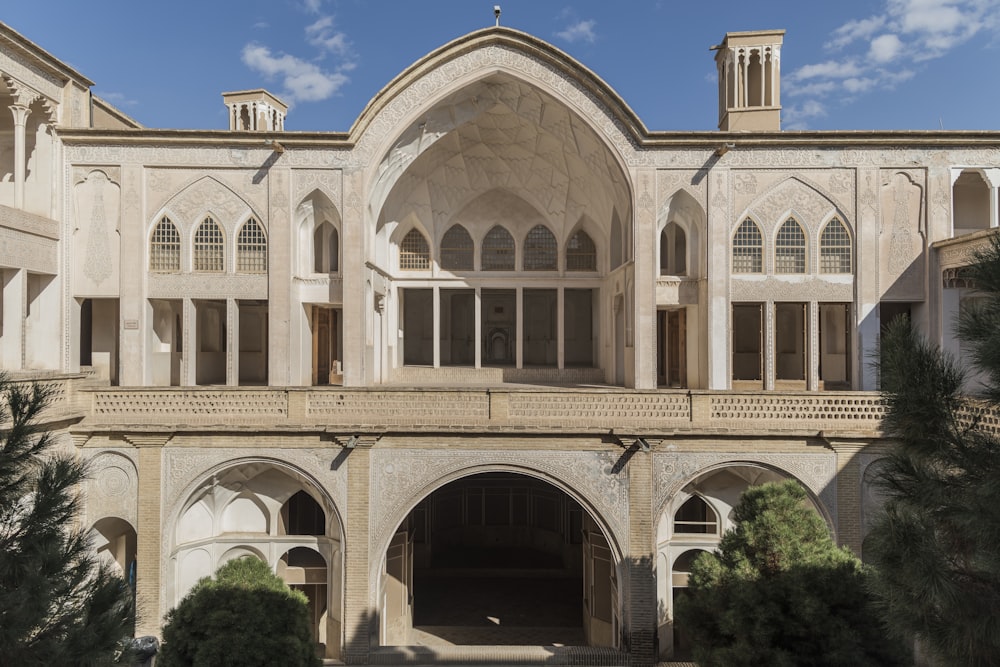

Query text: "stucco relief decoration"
[733, 172, 758, 196]
[294, 169, 342, 207]
[657, 171, 706, 207]
[652, 452, 838, 527]
[745, 177, 840, 235]
[83, 451, 138, 527]
[165, 177, 254, 232]
[370, 449, 629, 557]
[163, 448, 349, 525]
[879, 171, 925, 299]
[353, 43, 637, 172]
[73, 170, 121, 293]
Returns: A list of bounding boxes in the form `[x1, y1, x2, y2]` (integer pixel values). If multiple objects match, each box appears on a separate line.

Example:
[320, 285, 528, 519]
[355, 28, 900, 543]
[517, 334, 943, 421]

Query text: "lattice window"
[440, 224, 473, 270]
[399, 228, 430, 270]
[566, 230, 597, 271]
[775, 218, 806, 274]
[481, 225, 515, 271]
[732, 219, 762, 273]
[150, 217, 180, 272]
[193, 217, 225, 272]
[236, 218, 267, 273]
[524, 225, 557, 271]
[820, 218, 852, 274]
[673, 496, 719, 535]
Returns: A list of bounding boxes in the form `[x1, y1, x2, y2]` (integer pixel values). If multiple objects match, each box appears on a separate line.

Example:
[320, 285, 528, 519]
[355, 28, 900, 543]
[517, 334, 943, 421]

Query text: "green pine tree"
[866, 236, 1000, 666]
[159, 556, 320, 667]
[675, 480, 907, 667]
[0, 378, 134, 665]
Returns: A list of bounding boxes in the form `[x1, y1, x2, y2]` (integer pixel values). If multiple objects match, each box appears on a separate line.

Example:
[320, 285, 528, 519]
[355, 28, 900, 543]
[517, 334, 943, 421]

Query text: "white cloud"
[96, 91, 138, 107]
[556, 19, 597, 44]
[782, 100, 829, 130]
[868, 33, 903, 62]
[306, 16, 351, 57]
[303, 0, 323, 14]
[826, 16, 887, 49]
[253, 21, 269, 30]
[241, 44, 348, 103]
[786, 0, 1000, 121]
[788, 60, 864, 81]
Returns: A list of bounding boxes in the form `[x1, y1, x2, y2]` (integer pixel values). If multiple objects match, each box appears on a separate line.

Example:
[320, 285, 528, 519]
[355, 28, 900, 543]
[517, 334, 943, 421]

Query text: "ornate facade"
[2, 22, 998, 665]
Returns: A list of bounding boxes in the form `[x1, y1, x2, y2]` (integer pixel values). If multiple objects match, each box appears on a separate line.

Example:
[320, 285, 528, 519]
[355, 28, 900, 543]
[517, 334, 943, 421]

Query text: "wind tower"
[222, 89, 288, 131]
[713, 30, 784, 131]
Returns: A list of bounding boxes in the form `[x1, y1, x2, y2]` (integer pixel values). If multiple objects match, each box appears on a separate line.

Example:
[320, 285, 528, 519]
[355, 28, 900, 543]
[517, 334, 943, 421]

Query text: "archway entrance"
[380, 472, 618, 648]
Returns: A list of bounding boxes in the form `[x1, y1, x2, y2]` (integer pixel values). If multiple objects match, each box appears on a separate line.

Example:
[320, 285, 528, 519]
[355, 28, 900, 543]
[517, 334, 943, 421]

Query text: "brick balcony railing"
[73, 384, 891, 436]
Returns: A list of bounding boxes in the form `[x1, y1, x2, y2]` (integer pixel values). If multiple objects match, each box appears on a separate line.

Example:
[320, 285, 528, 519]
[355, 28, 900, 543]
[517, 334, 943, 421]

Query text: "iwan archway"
[377, 471, 620, 649]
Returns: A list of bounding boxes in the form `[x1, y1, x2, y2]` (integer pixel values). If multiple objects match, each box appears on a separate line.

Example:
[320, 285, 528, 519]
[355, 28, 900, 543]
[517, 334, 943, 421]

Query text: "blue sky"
[5, 0, 999, 132]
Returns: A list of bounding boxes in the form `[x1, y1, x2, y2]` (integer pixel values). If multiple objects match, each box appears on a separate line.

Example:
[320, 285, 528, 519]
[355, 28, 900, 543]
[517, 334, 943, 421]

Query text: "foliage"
[867, 235, 1000, 666]
[0, 377, 134, 665]
[675, 480, 907, 667]
[159, 556, 320, 667]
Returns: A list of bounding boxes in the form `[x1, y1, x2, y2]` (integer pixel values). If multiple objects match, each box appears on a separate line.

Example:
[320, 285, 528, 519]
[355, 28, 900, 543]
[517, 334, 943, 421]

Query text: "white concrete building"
[2, 21, 998, 665]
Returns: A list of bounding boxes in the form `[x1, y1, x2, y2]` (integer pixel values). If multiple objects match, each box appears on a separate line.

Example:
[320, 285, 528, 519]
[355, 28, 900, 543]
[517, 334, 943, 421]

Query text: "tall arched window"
[660, 222, 687, 276]
[820, 218, 852, 274]
[236, 218, 267, 273]
[313, 222, 338, 273]
[193, 217, 224, 272]
[566, 230, 596, 271]
[732, 218, 763, 273]
[399, 228, 430, 270]
[524, 225, 557, 271]
[440, 224, 474, 270]
[150, 217, 180, 272]
[481, 225, 515, 271]
[775, 218, 806, 274]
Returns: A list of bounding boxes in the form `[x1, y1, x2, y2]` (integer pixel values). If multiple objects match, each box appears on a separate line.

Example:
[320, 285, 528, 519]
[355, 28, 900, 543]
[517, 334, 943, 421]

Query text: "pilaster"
[267, 165, 291, 385]
[625, 448, 655, 666]
[634, 171, 657, 389]
[2, 268, 26, 369]
[119, 165, 144, 385]
[706, 166, 730, 389]
[856, 167, 881, 390]
[828, 440, 869, 555]
[128, 434, 170, 637]
[343, 446, 372, 663]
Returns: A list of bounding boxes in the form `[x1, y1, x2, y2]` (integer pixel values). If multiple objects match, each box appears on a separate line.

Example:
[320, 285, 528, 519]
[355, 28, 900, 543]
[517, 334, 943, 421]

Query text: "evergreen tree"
[675, 480, 907, 667]
[159, 556, 320, 667]
[867, 236, 1000, 665]
[0, 378, 134, 665]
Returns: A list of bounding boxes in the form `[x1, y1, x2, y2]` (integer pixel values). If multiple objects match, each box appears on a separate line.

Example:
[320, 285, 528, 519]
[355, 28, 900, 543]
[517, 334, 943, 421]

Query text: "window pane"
[732, 219, 762, 274]
[150, 217, 180, 272]
[193, 217, 224, 272]
[566, 230, 596, 271]
[775, 218, 806, 274]
[400, 229, 430, 270]
[482, 225, 515, 271]
[524, 225, 557, 271]
[440, 225, 473, 270]
[236, 218, 267, 273]
[820, 219, 852, 273]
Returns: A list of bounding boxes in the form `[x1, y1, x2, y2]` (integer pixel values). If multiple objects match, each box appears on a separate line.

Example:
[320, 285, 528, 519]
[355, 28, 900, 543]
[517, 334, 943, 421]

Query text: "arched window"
[673, 496, 719, 535]
[820, 218, 852, 274]
[150, 217, 180, 272]
[313, 222, 338, 273]
[399, 228, 430, 270]
[566, 230, 597, 271]
[660, 222, 687, 276]
[524, 225, 557, 271]
[193, 217, 224, 272]
[236, 218, 267, 273]
[732, 219, 762, 273]
[775, 218, 806, 274]
[481, 225, 515, 271]
[440, 224, 474, 270]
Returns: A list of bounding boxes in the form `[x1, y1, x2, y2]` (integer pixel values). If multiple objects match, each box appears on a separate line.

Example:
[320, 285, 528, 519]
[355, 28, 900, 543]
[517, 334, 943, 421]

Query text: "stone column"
[432, 286, 440, 368]
[515, 287, 523, 369]
[634, 172, 657, 389]
[474, 287, 482, 368]
[342, 171, 365, 386]
[856, 168, 881, 390]
[226, 298, 238, 385]
[556, 287, 565, 369]
[343, 446, 372, 663]
[9, 104, 29, 210]
[128, 435, 169, 637]
[119, 165, 145, 385]
[181, 298, 196, 386]
[706, 167, 731, 389]
[267, 166, 291, 386]
[625, 445, 655, 666]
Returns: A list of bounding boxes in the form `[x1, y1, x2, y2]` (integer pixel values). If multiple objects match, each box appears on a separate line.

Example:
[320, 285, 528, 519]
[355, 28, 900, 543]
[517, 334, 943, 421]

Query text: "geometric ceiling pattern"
[373, 73, 631, 239]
